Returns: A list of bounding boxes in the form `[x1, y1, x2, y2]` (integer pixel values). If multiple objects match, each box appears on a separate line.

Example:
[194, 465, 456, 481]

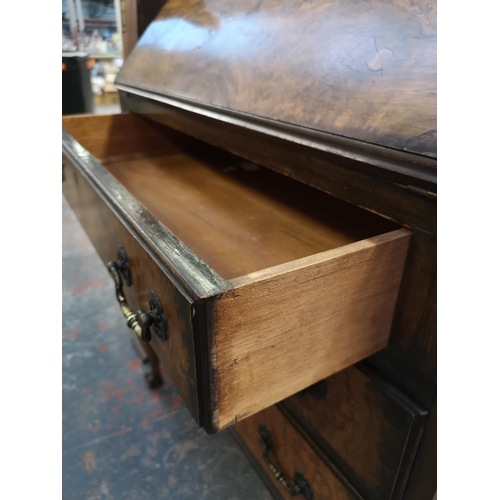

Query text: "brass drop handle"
[107, 247, 168, 343]
[258, 424, 313, 499]
[107, 262, 152, 342]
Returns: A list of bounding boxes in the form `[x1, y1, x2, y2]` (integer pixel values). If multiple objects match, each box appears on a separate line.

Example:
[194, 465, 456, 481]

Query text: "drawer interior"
[63, 113, 398, 281]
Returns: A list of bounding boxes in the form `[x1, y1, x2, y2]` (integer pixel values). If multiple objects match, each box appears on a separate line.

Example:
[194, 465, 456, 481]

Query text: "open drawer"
[62, 113, 410, 433]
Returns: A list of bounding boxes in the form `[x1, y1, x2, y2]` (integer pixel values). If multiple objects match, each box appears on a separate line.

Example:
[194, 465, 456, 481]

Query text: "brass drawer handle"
[107, 247, 167, 343]
[258, 424, 313, 499]
[115, 245, 132, 286]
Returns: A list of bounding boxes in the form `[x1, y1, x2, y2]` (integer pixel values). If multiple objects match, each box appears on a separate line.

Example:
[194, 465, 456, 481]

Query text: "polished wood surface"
[63, 113, 410, 434]
[62, 114, 230, 298]
[234, 405, 354, 500]
[208, 230, 410, 430]
[121, 92, 437, 235]
[117, 0, 436, 158]
[62, 156, 201, 424]
[64, 0, 437, 491]
[64, 114, 398, 281]
[104, 154, 398, 281]
[61, 113, 188, 161]
[284, 365, 426, 500]
[370, 230, 436, 408]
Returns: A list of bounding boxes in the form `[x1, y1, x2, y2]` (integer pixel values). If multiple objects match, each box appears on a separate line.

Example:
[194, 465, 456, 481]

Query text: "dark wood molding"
[357, 363, 427, 500]
[62, 129, 231, 300]
[191, 297, 217, 435]
[116, 83, 436, 190]
[119, 92, 436, 234]
[401, 397, 436, 500]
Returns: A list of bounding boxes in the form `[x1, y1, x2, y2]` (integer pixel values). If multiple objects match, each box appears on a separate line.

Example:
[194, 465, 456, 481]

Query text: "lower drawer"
[234, 405, 354, 500]
[283, 365, 427, 500]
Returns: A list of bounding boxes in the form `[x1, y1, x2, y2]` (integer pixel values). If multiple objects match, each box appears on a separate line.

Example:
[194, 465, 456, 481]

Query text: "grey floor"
[62, 195, 272, 500]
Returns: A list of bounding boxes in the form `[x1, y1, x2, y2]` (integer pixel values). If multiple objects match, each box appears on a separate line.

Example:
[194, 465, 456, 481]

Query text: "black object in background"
[62, 54, 94, 115]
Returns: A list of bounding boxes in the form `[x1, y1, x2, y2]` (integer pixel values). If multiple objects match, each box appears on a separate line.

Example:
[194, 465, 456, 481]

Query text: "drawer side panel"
[208, 230, 410, 431]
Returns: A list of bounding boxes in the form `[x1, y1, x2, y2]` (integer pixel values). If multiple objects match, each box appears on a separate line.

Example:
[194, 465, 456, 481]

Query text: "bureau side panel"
[369, 230, 437, 407]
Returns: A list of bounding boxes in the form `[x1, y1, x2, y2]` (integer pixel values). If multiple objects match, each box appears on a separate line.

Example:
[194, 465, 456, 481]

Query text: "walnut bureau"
[62, 1, 436, 499]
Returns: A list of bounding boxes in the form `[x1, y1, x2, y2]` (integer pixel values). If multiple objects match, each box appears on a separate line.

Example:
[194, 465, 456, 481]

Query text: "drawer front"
[62, 155, 201, 423]
[283, 365, 427, 500]
[234, 405, 354, 500]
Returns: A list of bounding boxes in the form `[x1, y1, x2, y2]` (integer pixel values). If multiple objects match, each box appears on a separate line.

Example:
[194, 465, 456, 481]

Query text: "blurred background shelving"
[62, 0, 122, 114]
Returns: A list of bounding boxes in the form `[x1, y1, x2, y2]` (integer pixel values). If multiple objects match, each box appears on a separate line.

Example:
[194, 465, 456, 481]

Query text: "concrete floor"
[62, 195, 272, 500]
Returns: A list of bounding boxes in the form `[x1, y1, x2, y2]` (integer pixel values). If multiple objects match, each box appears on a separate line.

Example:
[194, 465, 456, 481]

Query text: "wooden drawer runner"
[62, 113, 411, 433]
[234, 405, 355, 500]
[284, 365, 427, 500]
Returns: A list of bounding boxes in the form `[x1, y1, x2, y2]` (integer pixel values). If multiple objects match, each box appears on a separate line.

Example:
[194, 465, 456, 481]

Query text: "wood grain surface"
[369, 230, 436, 408]
[64, 14, 437, 491]
[117, 0, 436, 157]
[207, 230, 410, 430]
[62, 113, 188, 161]
[62, 115, 230, 298]
[121, 93, 437, 235]
[234, 405, 354, 500]
[63, 113, 413, 438]
[104, 151, 398, 281]
[284, 365, 426, 500]
[64, 113, 398, 282]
